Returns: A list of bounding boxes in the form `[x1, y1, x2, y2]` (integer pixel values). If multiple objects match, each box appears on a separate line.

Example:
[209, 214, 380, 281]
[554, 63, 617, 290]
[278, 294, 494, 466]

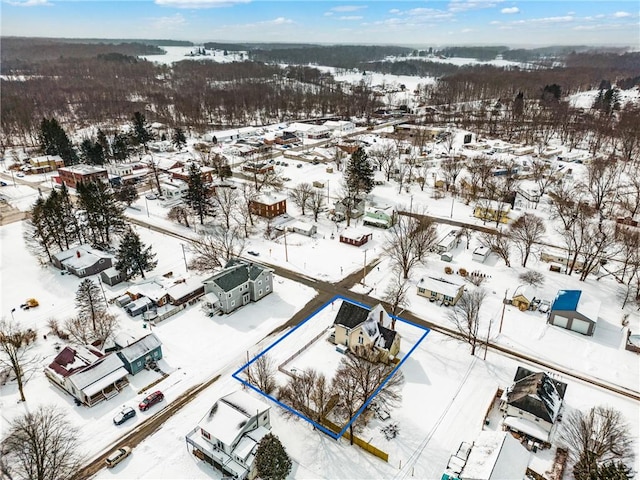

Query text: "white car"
[105, 446, 131, 468]
[538, 300, 551, 314]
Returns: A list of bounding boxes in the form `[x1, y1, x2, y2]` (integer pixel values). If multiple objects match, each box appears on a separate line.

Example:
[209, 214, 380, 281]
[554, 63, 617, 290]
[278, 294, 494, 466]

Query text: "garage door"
[552, 314, 569, 328]
[571, 318, 591, 335]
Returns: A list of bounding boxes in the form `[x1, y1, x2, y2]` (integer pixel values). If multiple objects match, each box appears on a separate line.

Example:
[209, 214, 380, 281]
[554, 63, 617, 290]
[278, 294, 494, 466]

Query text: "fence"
[320, 417, 389, 462]
[277, 328, 330, 378]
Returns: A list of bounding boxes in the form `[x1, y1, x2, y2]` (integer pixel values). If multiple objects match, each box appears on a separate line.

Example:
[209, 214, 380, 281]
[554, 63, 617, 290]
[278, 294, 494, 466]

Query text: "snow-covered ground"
[568, 87, 640, 109]
[139, 46, 248, 65]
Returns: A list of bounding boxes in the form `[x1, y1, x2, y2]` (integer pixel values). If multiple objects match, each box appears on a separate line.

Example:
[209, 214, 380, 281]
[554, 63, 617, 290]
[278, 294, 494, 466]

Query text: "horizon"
[2, 0, 639, 48]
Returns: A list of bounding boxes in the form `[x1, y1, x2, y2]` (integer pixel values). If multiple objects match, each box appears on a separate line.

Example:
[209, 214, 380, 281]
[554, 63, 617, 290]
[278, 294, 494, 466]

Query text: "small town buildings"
[57, 164, 109, 189]
[500, 366, 567, 444]
[203, 260, 274, 314]
[331, 302, 400, 362]
[334, 196, 366, 219]
[511, 285, 535, 311]
[100, 266, 124, 287]
[417, 276, 465, 306]
[52, 244, 113, 277]
[45, 345, 129, 407]
[322, 120, 355, 135]
[29, 155, 64, 173]
[339, 227, 373, 247]
[185, 390, 272, 480]
[169, 164, 214, 184]
[436, 229, 460, 254]
[274, 132, 299, 145]
[473, 200, 511, 224]
[113, 332, 163, 375]
[242, 161, 274, 174]
[285, 122, 330, 139]
[472, 245, 491, 263]
[125, 296, 155, 317]
[289, 221, 317, 237]
[442, 431, 530, 480]
[362, 206, 395, 229]
[160, 179, 189, 201]
[166, 278, 205, 306]
[547, 290, 600, 336]
[539, 250, 600, 275]
[249, 194, 287, 219]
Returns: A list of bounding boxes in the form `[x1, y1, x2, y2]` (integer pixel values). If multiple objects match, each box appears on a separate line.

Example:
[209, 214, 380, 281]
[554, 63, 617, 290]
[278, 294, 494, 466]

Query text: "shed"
[125, 296, 155, 317]
[472, 245, 491, 263]
[101, 267, 123, 287]
[511, 285, 534, 311]
[290, 221, 317, 237]
[547, 290, 599, 336]
[339, 227, 373, 247]
[115, 294, 132, 308]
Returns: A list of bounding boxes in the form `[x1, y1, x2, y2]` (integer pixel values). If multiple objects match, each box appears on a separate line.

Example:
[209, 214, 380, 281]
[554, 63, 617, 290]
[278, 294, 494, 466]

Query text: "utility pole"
[284, 230, 289, 262]
[483, 317, 493, 361]
[181, 243, 189, 272]
[499, 288, 508, 333]
[362, 249, 367, 285]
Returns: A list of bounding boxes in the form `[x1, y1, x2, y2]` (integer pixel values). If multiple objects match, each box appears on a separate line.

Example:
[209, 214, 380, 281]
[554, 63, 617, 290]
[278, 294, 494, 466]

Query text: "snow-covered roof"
[507, 367, 566, 424]
[200, 391, 270, 447]
[339, 227, 373, 241]
[59, 163, 107, 175]
[290, 221, 315, 232]
[117, 333, 162, 363]
[52, 244, 113, 267]
[513, 285, 534, 301]
[420, 276, 464, 298]
[128, 281, 167, 302]
[503, 415, 551, 443]
[166, 278, 203, 301]
[461, 431, 529, 479]
[68, 354, 127, 393]
[575, 291, 601, 321]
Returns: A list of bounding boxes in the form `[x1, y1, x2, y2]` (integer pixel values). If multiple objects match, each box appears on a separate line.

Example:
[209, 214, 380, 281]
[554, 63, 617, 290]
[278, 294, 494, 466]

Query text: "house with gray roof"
[500, 366, 567, 443]
[185, 390, 271, 480]
[52, 244, 113, 278]
[331, 301, 400, 362]
[203, 260, 274, 314]
[114, 332, 163, 375]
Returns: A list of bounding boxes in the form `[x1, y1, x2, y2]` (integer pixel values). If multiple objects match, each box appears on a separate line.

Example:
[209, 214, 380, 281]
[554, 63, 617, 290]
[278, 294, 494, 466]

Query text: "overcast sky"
[2, 0, 639, 47]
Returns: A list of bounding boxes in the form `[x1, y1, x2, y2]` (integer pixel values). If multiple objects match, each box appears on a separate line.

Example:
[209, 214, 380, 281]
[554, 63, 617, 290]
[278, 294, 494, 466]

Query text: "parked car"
[538, 300, 551, 313]
[0, 181, 7, 186]
[113, 406, 136, 425]
[105, 446, 132, 468]
[139, 390, 164, 411]
[247, 251, 259, 257]
[145, 193, 157, 200]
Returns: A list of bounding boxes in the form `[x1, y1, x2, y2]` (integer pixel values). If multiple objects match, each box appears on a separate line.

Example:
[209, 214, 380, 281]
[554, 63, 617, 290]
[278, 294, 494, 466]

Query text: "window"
[358, 336, 364, 344]
[201, 429, 211, 439]
[258, 290, 262, 296]
[431, 291, 437, 297]
[418, 287, 425, 294]
[262, 414, 268, 421]
[266, 285, 270, 292]
[231, 301, 235, 307]
[228, 293, 232, 298]
[258, 280, 262, 285]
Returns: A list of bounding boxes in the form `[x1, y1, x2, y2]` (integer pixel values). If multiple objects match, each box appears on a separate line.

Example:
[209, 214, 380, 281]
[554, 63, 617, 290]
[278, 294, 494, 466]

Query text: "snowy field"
[138, 46, 247, 65]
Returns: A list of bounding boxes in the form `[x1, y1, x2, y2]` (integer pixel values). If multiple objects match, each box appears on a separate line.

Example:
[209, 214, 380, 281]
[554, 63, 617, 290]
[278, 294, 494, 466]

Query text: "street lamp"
[10, 308, 16, 321]
[181, 243, 189, 272]
[144, 196, 150, 218]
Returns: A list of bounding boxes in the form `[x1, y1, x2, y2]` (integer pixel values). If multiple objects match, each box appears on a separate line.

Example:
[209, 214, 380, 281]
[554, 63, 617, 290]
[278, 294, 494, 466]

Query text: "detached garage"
[547, 290, 599, 336]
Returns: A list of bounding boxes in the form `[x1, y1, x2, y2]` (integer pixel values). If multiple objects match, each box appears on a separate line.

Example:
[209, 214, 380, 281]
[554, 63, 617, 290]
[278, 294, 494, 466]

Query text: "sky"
[1, 0, 639, 47]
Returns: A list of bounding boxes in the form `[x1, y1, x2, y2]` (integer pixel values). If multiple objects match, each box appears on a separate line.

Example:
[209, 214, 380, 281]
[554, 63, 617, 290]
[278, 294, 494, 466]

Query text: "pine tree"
[96, 128, 110, 159]
[115, 228, 157, 280]
[131, 111, 154, 152]
[595, 461, 634, 480]
[254, 433, 292, 480]
[80, 138, 105, 165]
[345, 147, 375, 198]
[172, 127, 187, 150]
[77, 181, 126, 247]
[112, 132, 130, 162]
[185, 163, 213, 225]
[75, 279, 106, 330]
[115, 184, 139, 207]
[39, 118, 78, 166]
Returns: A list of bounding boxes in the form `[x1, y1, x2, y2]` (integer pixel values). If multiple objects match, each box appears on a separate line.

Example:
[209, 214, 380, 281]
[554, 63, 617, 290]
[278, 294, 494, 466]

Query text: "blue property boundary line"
[232, 295, 430, 440]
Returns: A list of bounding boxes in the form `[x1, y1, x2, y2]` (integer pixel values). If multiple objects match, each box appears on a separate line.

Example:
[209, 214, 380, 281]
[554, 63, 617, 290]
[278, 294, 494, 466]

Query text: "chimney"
[379, 310, 384, 325]
[76, 250, 81, 258]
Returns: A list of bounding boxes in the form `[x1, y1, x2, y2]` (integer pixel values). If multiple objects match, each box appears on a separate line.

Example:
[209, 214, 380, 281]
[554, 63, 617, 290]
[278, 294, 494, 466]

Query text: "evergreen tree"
[185, 163, 213, 225]
[172, 127, 187, 150]
[75, 279, 106, 330]
[114, 184, 139, 207]
[345, 146, 375, 198]
[254, 433, 292, 480]
[77, 181, 126, 248]
[96, 128, 111, 159]
[512, 91, 524, 118]
[80, 138, 105, 165]
[39, 117, 78, 166]
[112, 132, 130, 162]
[131, 111, 154, 152]
[594, 462, 634, 480]
[115, 228, 158, 280]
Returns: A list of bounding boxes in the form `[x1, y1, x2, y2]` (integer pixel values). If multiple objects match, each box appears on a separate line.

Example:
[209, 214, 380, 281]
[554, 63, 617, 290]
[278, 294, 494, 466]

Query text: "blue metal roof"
[551, 290, 581, 311]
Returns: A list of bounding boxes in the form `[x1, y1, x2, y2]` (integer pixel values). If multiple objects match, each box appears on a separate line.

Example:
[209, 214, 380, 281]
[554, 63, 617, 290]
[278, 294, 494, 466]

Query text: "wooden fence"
[278, 328, 330, 378]
[320, 417, 389, 462]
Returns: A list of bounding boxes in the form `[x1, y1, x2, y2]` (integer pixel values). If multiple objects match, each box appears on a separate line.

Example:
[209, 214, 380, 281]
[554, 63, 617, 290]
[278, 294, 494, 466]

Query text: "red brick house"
[169, 164, 214, 184]
[339, 227, 373, 247]
[250, 194, 287, 219]
[57, 164, 108, 189]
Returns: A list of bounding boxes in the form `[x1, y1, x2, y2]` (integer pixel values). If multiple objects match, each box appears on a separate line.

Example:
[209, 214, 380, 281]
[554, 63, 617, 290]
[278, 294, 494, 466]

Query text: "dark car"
[247, 250, 260, 257]
[113, 406, 136, 425]
[139, 391, 164, 411]
[0, 181, 7, 186]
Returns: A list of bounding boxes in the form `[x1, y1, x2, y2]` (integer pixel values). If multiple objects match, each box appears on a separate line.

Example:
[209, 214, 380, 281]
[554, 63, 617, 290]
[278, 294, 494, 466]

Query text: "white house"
[185, 391, 271, 480]
[160, 179, 189, 200]
[323, 120, 355, 135]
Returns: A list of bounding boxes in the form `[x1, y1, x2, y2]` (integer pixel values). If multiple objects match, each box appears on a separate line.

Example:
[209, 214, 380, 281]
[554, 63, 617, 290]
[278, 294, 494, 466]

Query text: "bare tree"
[518, 270, 545, 288]
[578, 220, 615, 282]
[560, 405, 634, 479]
[307, 189, 325, 223]
[167, 204, 191, 228]
[509, 214, 546, 267]
[384, 213, 437, 279]
[582, 155, 620, 214]
[289, 182, 315, 216]
[529, 159, 555, 208]
[368, 143, 397, 181]
[212, 187, 239, 230]
[382, 270, 410, 328]
[332, 349, 404, 444]
[440, 157, 464, 192]
[1, 405, 84, 480]
[464, 155, 493, 203]
[278, 368, 334, 425]
[244, 354, 277, 395]
[188, 226, 245, 271]
[64, 311, 118, 347]
[447, 289, 487, 356]
[0, 319, 39, 402]
[479, 231, 512, 267]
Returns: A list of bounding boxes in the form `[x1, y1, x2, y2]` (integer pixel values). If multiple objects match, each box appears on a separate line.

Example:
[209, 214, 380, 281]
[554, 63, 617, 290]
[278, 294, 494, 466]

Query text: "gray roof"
[333, 301, 370, 329]
[208, 260, 271, 292]
[116, 333, 162, 363]
[378, 325, 398, 350]
[507, 367, 567, 423]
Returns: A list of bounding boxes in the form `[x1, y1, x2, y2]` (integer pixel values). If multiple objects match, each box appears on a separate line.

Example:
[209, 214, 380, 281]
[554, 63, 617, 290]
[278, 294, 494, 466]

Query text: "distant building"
[473, 200, 511, 224]
[57, 164, 108, 189]
[362, 206, 395, 229]
[249, 193, 287, 219]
